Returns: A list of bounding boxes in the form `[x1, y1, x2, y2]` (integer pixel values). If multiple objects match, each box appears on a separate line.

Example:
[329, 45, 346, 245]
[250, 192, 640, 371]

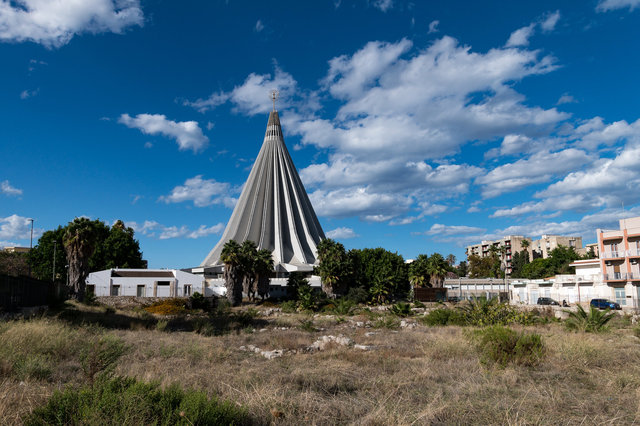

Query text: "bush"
[389, 302, 412, 317]
[458, 298, 537, 326]
[280, 300, 297, 313]
[473, 326, 545, 367]
[297, 284, 316, 311]
[156, 319, 169, 332]
[421, 308, 465, 326]
[332, 298, 356, 316]
[24, 376, 250, 425]
[80, 334, 127, 384]
[189, 292, 206, 310]
[345, 286, 369, 304]
[145, 299, 187, 316]
[565, 305, 615, 333]
[298, 318, 317, 332]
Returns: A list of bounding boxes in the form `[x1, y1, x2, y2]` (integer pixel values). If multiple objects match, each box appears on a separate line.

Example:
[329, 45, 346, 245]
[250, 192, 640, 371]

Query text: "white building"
[86, 269, 206, 298]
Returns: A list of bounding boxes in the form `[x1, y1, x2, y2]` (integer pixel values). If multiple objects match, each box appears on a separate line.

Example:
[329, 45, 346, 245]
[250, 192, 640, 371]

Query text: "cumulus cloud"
[420, 223, 485, 236]
[20, 88, 39, 99]
[255, 19, 264, 32]
[506, 24, 536, 47]
[556, 93, 576, 105]
[326, 227, 359, 239]
[597, 0, 640, 12]
[1, 180, 22, 196]
[0, 0, 143, 48]
[0, 214, 41, 241]
[540, 11, 560, 32]
[182, 92, 229, 114]
[159, 175, 236, 208]
[119, 113, 209, 152]
[309, 187, 412, 219]
[476, 149, 592, 198]
[126, 220, 225, 240]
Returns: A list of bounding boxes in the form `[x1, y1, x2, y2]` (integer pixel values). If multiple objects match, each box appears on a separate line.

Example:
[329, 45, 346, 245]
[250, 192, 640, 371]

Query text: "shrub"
[373, 316, 400, 329]
[280, 300, 297, 313]
[421, 308, 465, 326]
[633, 326, 640, 339]
[298, 318, 317, 332]
[189, 292, 206, 310]
[345, 286, 369, 304]
[389, 302, 412, 317]
[24, 376, 249, 425]
[297, 284, 316, 311]
[458, 298, 537, 326]
[565, 305, 615, 333]
[413, 300, 426, 309]
[332, 298, 356, 316]
[80, 334, 127, 384]
[473, 326, 545, 367]
[145, 299, 187, 316]
[156, 319, 169, 332]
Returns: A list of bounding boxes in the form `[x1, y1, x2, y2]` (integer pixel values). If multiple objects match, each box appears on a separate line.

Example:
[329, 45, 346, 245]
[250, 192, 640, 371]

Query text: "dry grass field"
[2, 300, 640, 425]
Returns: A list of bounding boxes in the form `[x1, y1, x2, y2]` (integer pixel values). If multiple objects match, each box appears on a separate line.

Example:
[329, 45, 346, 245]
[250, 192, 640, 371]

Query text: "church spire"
[201, 93, 325, 271]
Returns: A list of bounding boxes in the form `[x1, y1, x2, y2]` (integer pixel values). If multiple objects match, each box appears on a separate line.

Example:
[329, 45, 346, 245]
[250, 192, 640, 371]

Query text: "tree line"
[0, 218, 145, 301]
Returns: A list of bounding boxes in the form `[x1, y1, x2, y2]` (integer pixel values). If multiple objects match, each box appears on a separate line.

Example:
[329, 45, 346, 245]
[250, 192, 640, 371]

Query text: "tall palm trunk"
[224, 264, 242, 306]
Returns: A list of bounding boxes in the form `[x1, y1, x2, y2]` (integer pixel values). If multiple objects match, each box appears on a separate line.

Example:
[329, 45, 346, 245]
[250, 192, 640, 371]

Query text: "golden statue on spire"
[270, 89, 279, 111]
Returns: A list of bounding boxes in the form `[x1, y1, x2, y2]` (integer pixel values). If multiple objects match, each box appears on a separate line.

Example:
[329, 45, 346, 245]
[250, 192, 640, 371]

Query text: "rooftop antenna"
[270, 89, 279, 111]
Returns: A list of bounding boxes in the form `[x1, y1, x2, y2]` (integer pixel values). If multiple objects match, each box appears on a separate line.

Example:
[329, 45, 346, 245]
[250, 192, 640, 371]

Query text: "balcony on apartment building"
[601, 250, 626, 259]
[604, 272, 628, 282]
[601, 230, 624, 241]
[628, 247, 640, 258]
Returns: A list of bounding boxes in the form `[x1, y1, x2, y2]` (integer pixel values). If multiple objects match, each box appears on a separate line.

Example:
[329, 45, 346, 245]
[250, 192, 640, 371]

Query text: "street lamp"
[28, 218, 34, 277]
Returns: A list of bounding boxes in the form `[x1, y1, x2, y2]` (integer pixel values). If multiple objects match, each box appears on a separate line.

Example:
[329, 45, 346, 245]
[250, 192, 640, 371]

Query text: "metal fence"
[0, 274, 64, 312]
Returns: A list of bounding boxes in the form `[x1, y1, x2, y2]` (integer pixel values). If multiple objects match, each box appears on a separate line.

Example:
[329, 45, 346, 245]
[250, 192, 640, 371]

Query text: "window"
[137, 285, 146, 297]
[615, 287, 626, 306]
[86, 285, 95, 296]
[110, 285, 120, 296]
[184, 285, 192, 297]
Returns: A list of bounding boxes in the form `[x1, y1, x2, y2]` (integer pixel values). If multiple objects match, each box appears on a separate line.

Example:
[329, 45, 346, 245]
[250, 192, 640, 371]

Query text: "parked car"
[537, 297, 560, 306]
[590, 299, 621, 310]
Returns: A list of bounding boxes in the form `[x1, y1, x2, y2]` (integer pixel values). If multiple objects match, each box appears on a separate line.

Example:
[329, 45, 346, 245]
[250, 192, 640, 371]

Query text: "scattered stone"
[259, 328, 268, 332]
[400, 320, 417, 329]
[354, 344, 373, 351]
[355, 321, 364, 327]
[555, 310, 570, 320]
[262, 349, 284, 359]
[364, 332, 377, 337]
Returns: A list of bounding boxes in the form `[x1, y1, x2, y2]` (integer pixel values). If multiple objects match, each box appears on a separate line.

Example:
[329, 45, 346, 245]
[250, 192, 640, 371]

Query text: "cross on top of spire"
[270, 89, 279, 111]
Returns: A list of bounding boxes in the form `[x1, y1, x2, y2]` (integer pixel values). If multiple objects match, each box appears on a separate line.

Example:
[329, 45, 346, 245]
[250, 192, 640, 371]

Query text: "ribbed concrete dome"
[201, 110, 325, 270]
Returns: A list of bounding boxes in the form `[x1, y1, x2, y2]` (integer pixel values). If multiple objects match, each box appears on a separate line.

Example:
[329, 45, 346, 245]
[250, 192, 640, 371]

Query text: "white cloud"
[0, 214, 41, 241]
[20, 88, 38, 99]
[422, 223, 485, 236]
[540, 11, 560, 32]
[159, 175, 236, 208]
[326, 227, 359, 239]
[597, 0, 640, 12]
[309, 187, 411, 219]
[573, 117, 640, 150]
[476, 149, 592, 198]
[506, 24, 536, 47]
[255, 19, 264, 32]
[372, 0, 393, 12]
[183, 92, 229, 114]
[0, 0, 143, 48]
[1, 180, 22, 196]
[126, 220, 224, 239]
[119, 113, 209, 153]
[428, 20, 439, 34]
[556, 93, 576, 105]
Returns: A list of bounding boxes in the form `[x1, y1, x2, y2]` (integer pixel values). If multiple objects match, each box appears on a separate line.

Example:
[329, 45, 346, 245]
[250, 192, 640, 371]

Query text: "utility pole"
[52, 241, 57, 282]
[28, 218, 34, 277]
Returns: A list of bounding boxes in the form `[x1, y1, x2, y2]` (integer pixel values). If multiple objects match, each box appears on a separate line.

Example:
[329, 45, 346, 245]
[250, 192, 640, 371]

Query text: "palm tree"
[255, 249, 274, 301]
[221, 240, 243, 306]
[240, 240, 258, 301]
[427, 253, 448, 288]
[409, 254, 430, 288]
[316, 238, 348, 298]
[565, 305, 615, 332]
[63, 218, 97, 302]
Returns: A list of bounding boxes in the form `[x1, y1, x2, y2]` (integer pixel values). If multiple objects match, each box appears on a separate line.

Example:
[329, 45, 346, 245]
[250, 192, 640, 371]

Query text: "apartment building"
[529, 235, 584, 259]
[597, 216, 640, 308]
[465, 236, 531, 275]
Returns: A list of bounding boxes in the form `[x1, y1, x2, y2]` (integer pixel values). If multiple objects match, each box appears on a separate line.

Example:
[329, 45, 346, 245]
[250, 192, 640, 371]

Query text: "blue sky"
[2, 0, 640, 268]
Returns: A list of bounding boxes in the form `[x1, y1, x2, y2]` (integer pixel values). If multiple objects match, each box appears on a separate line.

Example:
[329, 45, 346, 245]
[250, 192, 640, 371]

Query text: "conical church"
[198, 97, 325, 276]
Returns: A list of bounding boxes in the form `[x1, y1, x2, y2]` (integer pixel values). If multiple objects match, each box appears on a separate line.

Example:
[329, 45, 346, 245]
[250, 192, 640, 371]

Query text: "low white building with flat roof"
[86, 269, 206, 298]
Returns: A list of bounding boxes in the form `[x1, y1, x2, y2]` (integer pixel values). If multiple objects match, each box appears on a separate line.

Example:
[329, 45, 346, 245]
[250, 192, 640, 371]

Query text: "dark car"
[590, 299, 621, 310]
[537, 297, 560, 306]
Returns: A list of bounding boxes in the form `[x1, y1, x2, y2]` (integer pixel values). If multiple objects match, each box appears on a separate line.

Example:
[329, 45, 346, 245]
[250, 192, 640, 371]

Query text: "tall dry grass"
[2, 302, 640, 424]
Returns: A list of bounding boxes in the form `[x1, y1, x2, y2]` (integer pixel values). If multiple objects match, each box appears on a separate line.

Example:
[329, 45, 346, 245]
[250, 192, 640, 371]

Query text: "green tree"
[445, 254, 456, 267]
[520, 258, 555, 279]
[29, 220, 145, 283]
[468, 254, 501, 278]
[409, 254, 430, 288]
[349, 247, 409, 299]
[255, 248, 273, 301]
[220, 240, 243, 306]
[427, 253, 448, 288]
[456, 260, 468, 277]
[239, 240, 258, 301]
[510, 250, 530, 278]
[64, 218, 98, 301]
[316, 238, 351, 298]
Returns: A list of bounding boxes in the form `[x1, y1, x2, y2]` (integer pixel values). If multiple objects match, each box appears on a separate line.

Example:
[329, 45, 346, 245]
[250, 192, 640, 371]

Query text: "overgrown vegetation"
[24, 376, 250, 425]
[565, 305, 616, 332]
[471, 326, 545, 367]
[144, 298, 187, 316]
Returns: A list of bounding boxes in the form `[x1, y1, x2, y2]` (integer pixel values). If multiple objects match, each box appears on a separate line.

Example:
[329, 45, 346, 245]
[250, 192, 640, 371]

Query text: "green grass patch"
[471, 326, 545, 367]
